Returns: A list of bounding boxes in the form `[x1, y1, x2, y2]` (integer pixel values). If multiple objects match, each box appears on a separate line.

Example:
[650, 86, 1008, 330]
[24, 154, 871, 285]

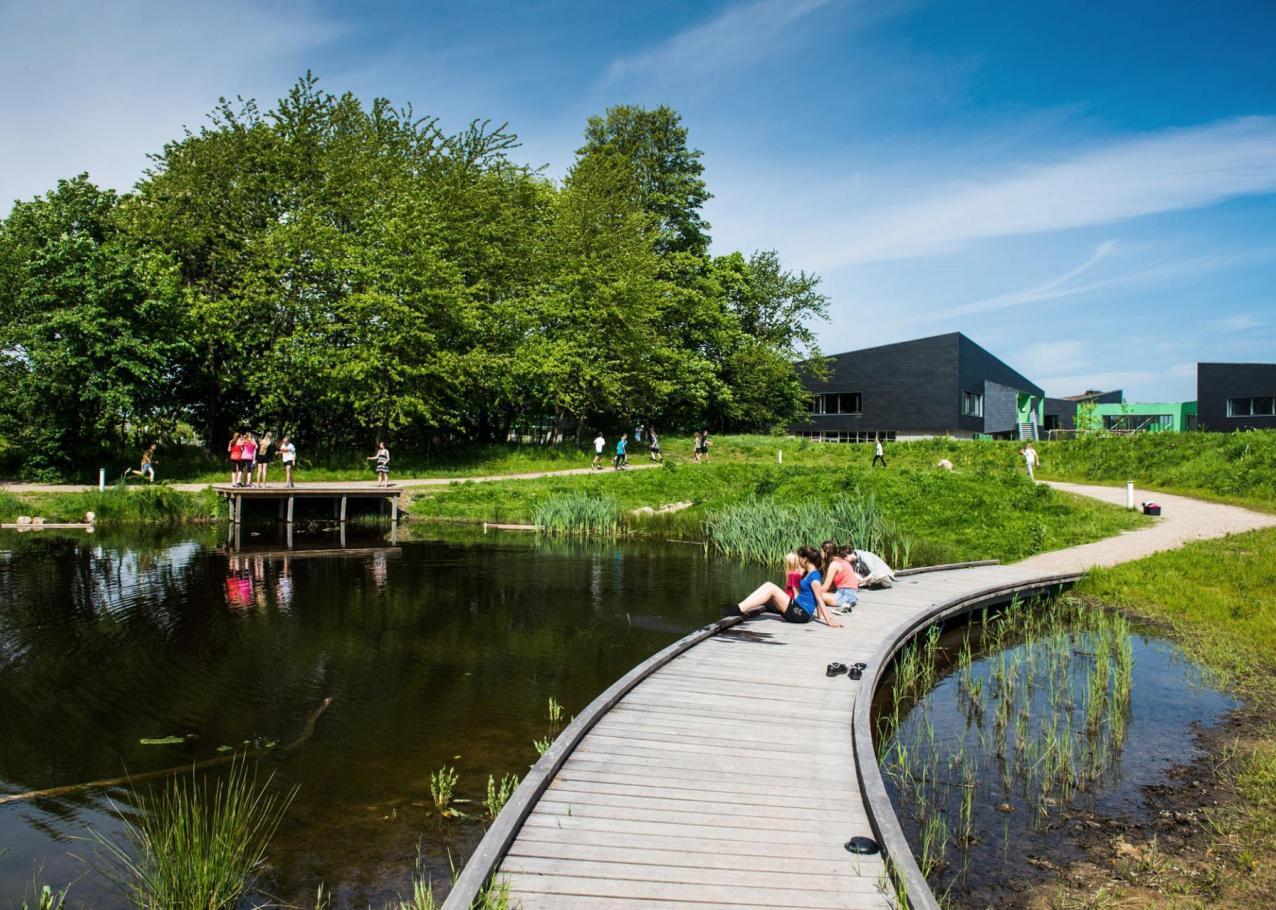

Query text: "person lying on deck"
[736, 545, 842, 627]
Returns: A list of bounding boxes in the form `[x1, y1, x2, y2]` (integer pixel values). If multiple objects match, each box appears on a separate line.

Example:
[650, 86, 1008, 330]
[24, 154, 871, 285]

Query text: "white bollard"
[778, 449, 783, 465]
[99, 468, 105, 492]
[1126, 480, 1135, 510]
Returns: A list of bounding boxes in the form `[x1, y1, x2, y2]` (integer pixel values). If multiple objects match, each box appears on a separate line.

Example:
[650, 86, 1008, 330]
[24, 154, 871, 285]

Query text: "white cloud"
[602, 0, 843, 90]
[0, 1, 343, 209]
[936, 241, 1118, 318]
[1170, 362, 1198, 379]
[1020, 339, 1089, 377]
[1209, 313, 1264, 332]
[801, 117, 1276, 269]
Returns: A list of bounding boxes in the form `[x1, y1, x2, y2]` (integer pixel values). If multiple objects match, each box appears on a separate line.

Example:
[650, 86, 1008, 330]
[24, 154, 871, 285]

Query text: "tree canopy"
[0, 76, 829, 479]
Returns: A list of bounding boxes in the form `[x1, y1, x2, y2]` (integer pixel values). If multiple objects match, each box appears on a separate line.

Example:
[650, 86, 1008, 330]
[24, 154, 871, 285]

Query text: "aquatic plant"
[20, 883, 68, 910]
[88, 759, 295, 910]
[484, 773, 520, 819]
[531, 736, 553, 757]
[532, 493, 623, 537]
[429, 765, 459, 814]
[546, 697, 564, 725]
[703, 493, 914, 567]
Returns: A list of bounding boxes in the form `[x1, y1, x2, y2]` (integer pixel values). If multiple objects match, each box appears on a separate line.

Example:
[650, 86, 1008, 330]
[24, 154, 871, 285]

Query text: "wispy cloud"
[1209, 313, 1264, 332]
[602, 0, 843, 89]
[1020, 340, 1089, 377]
[804, 117, 1276, 269]
[937, 241, 1118, 318]
[0, 1, 343, 208]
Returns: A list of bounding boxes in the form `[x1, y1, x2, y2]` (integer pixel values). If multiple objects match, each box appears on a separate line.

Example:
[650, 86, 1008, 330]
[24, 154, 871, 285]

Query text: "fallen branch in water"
[0, 697, 333, 806]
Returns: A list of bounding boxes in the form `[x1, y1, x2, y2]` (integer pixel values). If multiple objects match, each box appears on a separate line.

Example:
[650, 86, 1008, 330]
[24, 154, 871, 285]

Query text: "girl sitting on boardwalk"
[820, 540, 860, 613]
[736, 545, 842, 627]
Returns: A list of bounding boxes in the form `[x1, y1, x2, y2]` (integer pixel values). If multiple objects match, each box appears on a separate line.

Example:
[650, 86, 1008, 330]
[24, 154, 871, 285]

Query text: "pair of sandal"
[826, 661, 868, 679]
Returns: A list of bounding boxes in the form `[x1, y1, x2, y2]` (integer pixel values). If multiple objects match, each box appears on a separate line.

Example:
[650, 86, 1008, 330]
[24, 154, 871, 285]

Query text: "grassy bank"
[0, 486, 220, 525]
[412, 461, 1146, 566]
[1032, 527, 1276, 908]
[1038, 430, 1276, 511]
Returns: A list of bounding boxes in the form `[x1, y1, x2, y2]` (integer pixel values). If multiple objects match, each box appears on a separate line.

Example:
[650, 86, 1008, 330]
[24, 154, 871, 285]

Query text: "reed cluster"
[877, 596, 1136, 899]
[704, 493, 912, 566]
[532, 493, 623, 537]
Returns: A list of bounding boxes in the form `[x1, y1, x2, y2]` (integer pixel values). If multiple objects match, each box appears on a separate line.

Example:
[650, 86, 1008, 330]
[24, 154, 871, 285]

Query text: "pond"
[873, 596, 1238, 908]
[0, 524, 755, 908]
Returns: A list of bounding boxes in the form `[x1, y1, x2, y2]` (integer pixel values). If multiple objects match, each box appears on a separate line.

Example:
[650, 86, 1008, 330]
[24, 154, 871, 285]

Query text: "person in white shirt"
[1020, 443, 1039, 481]
[872, 436, 886, 468]
[592, 434, 606, 470]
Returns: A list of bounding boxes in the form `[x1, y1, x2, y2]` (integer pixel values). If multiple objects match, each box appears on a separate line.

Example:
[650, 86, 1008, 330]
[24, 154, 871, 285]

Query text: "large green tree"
[0, 176, 189, 478]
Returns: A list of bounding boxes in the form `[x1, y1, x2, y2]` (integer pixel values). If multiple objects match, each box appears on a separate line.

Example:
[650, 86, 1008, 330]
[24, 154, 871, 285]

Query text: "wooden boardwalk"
[447, 562, 1075, 910]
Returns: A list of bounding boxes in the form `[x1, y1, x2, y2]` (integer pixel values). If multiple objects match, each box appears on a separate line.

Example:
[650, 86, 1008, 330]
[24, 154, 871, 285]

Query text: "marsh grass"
[878, 597, 1136, 896]
[20, 883, 68, 910]
[89, 759, 295, 910]
[704, 493, 911, 566]
[532, 493, 623, 536]
[484, 774, 520, 819]
[429, 766, 459, 814]
[0, 486, 220, 524]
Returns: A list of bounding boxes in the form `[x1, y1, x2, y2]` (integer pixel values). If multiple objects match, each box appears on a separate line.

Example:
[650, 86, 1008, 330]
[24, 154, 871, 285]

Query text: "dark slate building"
[791, 332, 1045, 441]
[1197, 362, 1276, 431]
[1043, 389, 1123, 433]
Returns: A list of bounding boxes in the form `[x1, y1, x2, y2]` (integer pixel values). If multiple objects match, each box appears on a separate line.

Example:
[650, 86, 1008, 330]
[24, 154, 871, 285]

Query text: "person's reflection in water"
[225, 556, 254, 610]
[370, 550, 388, 588]
[275, 557, 293, 612]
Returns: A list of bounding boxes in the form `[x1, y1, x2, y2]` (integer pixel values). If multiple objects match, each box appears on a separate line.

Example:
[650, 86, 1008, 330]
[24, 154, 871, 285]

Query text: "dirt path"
[1017, 480, 1276, 574]
[0, 463, 660, 495]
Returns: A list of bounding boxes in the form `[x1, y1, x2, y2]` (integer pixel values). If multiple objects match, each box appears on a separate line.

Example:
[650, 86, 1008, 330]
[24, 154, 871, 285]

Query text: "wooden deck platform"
[212, 483, 402, 524]
[444, 562, 1081, 910]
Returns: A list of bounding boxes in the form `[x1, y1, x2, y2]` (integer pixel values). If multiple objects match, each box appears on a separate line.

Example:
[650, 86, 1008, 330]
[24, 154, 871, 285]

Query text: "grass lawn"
[411, 458, 1147, 566]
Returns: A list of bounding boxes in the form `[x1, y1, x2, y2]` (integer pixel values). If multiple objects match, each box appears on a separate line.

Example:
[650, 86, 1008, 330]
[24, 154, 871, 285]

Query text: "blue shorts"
[835, 588, 858, 609]
[142, 464, 155, 479]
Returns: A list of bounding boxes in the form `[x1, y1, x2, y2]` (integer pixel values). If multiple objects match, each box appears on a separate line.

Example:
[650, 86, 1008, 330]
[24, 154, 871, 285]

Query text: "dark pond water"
[0, 524, 755, 908]
[873, 600, 1238, 908]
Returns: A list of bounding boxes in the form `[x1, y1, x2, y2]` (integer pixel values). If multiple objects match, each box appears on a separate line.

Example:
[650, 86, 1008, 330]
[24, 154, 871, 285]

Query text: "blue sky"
[3, 0, 1274, 400]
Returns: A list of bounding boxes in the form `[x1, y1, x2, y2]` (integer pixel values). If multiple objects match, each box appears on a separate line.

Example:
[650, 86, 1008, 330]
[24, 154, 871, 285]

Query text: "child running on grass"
[613, 435, 628, 470]
[593, 432, 606, 470]
[125, 443, 158, 483]
[368, 441, 391, 487]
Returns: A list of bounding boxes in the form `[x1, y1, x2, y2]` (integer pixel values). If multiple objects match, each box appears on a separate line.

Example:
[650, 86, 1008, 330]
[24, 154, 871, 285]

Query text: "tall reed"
[90, 759, 295, 910]
[532, 493, 623, 537]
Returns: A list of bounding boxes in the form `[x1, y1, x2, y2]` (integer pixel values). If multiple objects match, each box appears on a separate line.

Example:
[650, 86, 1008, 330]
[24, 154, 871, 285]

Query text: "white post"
[778, 449, 783, 465]
[99, 468, 105, 492]
[1126, 481, 1135, 510]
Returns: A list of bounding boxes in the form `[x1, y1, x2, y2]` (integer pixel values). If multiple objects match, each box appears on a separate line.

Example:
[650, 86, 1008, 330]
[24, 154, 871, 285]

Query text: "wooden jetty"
[444, 561, 1082, 910]
[213, 484, 402, 525]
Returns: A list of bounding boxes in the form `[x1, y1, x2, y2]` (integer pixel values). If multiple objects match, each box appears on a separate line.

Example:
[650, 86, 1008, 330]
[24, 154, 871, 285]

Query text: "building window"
[961, 391, 983, 417]
[811, 392, 862, 415]
[1103, 414, 1174, 433]
[795, 430, 894, 443]
[1228, 397, 1275, 417]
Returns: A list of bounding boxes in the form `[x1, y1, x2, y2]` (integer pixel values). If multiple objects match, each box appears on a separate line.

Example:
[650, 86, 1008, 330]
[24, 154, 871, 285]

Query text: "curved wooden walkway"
[445, 484, 1276, 910]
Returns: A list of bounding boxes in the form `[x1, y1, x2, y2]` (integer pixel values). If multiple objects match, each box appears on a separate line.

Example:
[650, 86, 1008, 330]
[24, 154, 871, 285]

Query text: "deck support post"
[339, 496, 348, 523]
[286, 496, 294, 523]
[391, 496, 398, 524]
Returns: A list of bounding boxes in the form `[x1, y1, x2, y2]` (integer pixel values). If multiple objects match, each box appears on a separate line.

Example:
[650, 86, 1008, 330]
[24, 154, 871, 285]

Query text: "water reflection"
[0, 524, 753, 908]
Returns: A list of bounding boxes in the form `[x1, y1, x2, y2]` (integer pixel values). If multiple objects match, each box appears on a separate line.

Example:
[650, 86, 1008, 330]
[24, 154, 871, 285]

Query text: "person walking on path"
[240, 434, 258, 488]
[1020, 443, 1039, 481]
[125, 443, 158, 483]
[368, 442, 391, 487]
[254, 432, 274, 486]
[736, 545, 842, 627]
[279, 437, 297, 488]
[872, 435, 887, 468]
[648, 428, 663, 463]
[228, 433, 244, 487]
[613, 435, 628, 471]
[592, 433, 606, 470]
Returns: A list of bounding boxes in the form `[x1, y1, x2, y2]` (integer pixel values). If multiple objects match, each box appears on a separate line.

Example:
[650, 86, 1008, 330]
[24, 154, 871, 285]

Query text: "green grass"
[1037, 431, 1276, 511]
[413, 458, 1146, 565]
[0, 486, 220, 525]
[1077, 527, 1276, 694]
[90, 760, 296, 910]
[705, 494, 910, 566]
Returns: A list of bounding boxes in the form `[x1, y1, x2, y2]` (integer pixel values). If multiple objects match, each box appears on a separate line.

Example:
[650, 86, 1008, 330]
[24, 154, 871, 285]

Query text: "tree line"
[0, 74, 828, 479]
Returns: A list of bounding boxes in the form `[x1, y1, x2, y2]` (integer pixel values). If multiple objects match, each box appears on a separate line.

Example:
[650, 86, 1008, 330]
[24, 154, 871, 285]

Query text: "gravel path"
[1017, 480, 1276, 574]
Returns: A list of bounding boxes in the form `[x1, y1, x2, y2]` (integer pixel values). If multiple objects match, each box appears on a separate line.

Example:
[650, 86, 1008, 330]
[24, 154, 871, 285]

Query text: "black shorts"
[785, 604, 812, 624]
[256, 454, 270, 465]
[241, 459, 255, 471]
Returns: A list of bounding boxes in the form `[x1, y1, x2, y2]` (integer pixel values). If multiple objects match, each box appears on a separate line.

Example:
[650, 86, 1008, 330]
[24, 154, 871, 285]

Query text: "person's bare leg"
[737, 581, 789, 615]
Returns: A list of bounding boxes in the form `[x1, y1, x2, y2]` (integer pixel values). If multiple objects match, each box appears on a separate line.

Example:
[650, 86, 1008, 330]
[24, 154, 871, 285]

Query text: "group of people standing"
[736, 540, 895, 626]
[227, 432, 296, 488]
[591, 428, 711, 470]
